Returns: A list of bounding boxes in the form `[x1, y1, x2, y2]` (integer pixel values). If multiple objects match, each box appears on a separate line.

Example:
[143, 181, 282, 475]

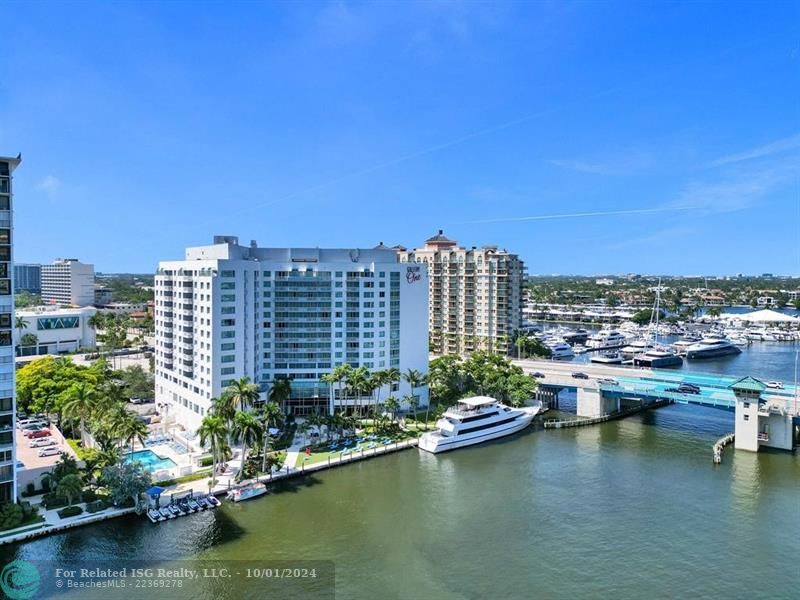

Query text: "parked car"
[20, 421, 47, 431]
[676, 385, 700, 395]
[571, 372, 589, 379]
[27, 429, 52, 439]
[29, 438, 56, 448]
[532, 372, 545, 378]
[766, 381, 784, 389]
[38, 447, 62, 457]
[22, 426, 47, 437]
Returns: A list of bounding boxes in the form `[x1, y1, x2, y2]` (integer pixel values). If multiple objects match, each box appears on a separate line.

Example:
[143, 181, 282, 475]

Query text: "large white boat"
[546, 339, 575, 359]
[633, 345, 683, 368]
[621, 337, 653, 359]
[418, 397, 541, 454]
[227, 482, 268, 502]
[590, 350, 623, 364]
[586, 330, 627, 349]
[686, 335, 742, 359]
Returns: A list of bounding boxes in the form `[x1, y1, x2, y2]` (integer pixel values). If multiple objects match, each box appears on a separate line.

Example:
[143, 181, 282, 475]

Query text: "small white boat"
[418, 396, 541, 454]
[227, 483, 268, 502]
[147, 509, 165, 523]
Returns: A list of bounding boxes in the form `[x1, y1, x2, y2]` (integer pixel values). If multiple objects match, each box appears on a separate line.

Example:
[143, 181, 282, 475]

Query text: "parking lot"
[16, 421, 75, 471]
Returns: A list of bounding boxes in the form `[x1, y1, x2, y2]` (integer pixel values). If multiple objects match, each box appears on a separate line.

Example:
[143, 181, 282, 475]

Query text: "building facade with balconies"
[0, 155, 20, 504]
[154, 237, 429, 433]
[398, 230, 525, 355]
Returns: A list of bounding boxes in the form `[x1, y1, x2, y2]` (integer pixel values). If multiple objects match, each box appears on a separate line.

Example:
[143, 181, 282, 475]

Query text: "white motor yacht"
[586, 330, 627, 349]
[590, 351, 623, 364]
[686, 335, 742, 359]
[621, 337, 653, 359]
[418, 397, 541, 454]
[547, 339, 575, 359]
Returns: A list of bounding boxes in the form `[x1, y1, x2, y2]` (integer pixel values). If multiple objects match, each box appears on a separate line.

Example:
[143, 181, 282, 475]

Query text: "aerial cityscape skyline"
[3, 2, 799, 275]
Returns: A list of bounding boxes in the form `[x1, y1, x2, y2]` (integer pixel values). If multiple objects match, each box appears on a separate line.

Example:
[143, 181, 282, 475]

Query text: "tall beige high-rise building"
[398, 230, 525, 355]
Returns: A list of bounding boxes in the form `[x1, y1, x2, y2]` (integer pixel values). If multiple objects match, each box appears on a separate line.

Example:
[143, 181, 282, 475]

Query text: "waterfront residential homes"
[154, 237, 429, 433]
[398, 230, 525, 355]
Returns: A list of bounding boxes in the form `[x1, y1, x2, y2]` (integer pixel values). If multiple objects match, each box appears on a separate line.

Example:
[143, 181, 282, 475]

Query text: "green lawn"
[296, 431, 418, 467]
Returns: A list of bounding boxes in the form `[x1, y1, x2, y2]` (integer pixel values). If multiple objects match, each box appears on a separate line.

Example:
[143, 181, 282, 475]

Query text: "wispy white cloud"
[668, 156, 799, 213]
[460, 206, 695, 225]
[548, 150, 653, 176]
[607, 225, 696, 250]
[707, 133, 800, 167]
[36, 175, 61, 196]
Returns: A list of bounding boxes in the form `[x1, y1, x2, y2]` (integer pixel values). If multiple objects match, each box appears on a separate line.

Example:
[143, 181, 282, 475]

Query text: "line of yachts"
[526, 323, 793, 369]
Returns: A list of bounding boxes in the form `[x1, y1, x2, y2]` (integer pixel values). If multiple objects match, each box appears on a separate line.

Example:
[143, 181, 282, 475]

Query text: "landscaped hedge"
[41, 493, 67, 510]
[199, 456, 213, 467]
[85, 500, 108, 514]
[56, 506, 83, 519]
[155, 470, 212, 487]
[81, 489, 98, 503]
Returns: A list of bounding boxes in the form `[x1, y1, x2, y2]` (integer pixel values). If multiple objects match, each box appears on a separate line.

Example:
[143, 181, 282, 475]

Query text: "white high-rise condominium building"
[398, 230, 525, 355]
[0, 155, 19, 504]
[154, 236, 429, 433]
[41, 259, 95, 306]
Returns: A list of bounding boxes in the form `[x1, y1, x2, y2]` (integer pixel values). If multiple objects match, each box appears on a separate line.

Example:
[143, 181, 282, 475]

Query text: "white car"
[38, 447, 62, 458]
[766, 381, 783, 389]
[29, 438, 57, 448]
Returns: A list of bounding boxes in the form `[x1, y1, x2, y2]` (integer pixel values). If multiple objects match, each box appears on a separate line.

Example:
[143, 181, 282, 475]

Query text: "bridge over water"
[515, 359, 800, 453]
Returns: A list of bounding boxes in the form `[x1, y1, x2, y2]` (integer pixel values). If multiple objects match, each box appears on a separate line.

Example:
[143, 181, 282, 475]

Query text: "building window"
[743, 402, 750, 409]
[221, 343, 235, 351]
[743, 414, 749, 421]
[221, 294, 235, 302]
[221, 355, 235, 363]
[220, 270, 235, 278]
[0, 332, 10, 346]
[220, 282, 236, 290]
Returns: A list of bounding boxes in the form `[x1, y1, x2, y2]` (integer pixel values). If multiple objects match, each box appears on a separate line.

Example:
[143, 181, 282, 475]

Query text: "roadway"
[514, 358, 800, 416]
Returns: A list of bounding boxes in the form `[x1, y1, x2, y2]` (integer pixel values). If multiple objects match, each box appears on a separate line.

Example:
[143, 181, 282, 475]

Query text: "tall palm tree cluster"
[198, 377, 284, 483]
[321, 365, 427, 422]
[61, 379, 149, 472]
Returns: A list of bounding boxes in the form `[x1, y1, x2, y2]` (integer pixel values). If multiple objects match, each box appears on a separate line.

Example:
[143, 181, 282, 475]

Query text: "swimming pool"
[123, 449, 177, 472]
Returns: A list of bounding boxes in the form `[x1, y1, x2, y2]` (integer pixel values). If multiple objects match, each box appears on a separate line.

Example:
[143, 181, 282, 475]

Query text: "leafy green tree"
[198, 414, 228, 485]
[62, 382, 98, 442]
[102, 461, 151, 509]
[118, 366, 154, 400]
[0, 503, 23, 530]
[384, 396, 400, 422]
[55, 474, 83, 507]
[267, 378, 291, 414]
[259, 401, 283, 474]
[231, 411, 263, 481]
[225, 377, 261, 413]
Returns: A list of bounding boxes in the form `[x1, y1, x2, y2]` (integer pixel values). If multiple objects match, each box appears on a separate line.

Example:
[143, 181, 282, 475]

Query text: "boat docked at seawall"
[590, 351, 624, 364]
[546, 339, 575, 359]
[418, 397, 541, 454]
[227, 482, 268, 502]
[633, 346, 683, 368]
[685, 335, 742, 359]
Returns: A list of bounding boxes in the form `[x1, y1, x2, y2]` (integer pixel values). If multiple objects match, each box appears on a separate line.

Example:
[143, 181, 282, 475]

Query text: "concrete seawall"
[544, 400, 672, 429]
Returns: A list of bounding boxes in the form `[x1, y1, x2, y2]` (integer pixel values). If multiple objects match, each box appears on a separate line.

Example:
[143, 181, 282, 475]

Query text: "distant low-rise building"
[94, 286, 113, 305]
[595, 278, 614, 286]
[15, 306, 97, 356]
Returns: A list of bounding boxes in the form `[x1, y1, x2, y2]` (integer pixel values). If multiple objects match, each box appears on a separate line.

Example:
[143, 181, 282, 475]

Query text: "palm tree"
[406, 394, 420, 426]
[55, 473, 83, 507]
[346, 366, 369, 417]
[268, 378, 292, 415]
[117, 414, 149, 457]
[260, 401, 282, 475]
[15, 316, 28, 344]
[369, 370, 389, 421]
[210, 395, 235, 424]
[198, 414, 228, 485]
[385, 396, 400, 423]
[225, 377, 261, 413]
[515, 334, 528, 359]
[329, 364, 352, 415]
[403, 368, 426, 424]
[320, 372, 337, 416]
[231, 411, 263, 482]
[62, 382, 97, 443]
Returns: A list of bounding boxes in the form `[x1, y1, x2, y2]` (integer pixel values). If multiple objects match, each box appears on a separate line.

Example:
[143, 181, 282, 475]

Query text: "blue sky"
[2, 1, 798, 275]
